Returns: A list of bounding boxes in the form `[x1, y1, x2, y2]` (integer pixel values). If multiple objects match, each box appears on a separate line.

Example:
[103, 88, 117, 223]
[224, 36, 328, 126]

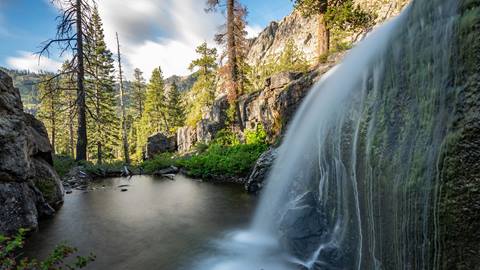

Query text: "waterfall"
[195, 0, 470, 269]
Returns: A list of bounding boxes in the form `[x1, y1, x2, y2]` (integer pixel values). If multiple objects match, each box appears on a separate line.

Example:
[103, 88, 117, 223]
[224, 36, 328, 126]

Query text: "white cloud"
[97, 0, 225, 79]
[246, 24, 263, 39]
[6, 51, 63, 73]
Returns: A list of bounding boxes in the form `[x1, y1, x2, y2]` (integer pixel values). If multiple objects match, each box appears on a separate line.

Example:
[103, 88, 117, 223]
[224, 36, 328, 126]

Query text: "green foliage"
[141, 153, 177, 174]
[247, 40, 310, 92]
[85, 7, 120, 164]
[0, 229, 95, 270]
[166, 82, 185, 132]
[177, 126, 268, 178]
[137, 67, 168, 158]
[130, 68, 146, 118]
[178, 143, 268, 178]
[211, 129, 240, 146]
[53, 155, 77, 177]
[244, 125, 268, 145]
[185, 42, 218, 127]
[293, 0, 376, 55]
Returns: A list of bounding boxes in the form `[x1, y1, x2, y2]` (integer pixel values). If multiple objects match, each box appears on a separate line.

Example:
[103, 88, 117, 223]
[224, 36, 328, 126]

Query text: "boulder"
[146, 133, 177, 159]
[0, 70, 63, 235]
[245, 148, 278, 193]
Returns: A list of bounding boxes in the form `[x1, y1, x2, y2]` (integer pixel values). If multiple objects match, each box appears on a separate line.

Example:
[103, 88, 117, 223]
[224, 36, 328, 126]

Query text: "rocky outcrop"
[177, 126, 197, 153]
[246, 1, 407, 66]
[0, 70, 63, 235]
[245, 148, 278, 193]
[241, 52, 345, 141]
[177, 52, 345, 153]
[246, 11, 319, 65]
[145, 132, 177, 159]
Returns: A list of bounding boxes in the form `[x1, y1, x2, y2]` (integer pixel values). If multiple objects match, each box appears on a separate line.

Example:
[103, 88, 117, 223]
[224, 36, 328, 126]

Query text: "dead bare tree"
[39, 0, 95, 161]
[116, 32, 130, 165]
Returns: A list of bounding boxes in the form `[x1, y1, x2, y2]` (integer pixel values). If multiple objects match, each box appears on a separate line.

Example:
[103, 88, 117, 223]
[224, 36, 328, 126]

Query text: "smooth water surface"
[24, 175, 256, 270]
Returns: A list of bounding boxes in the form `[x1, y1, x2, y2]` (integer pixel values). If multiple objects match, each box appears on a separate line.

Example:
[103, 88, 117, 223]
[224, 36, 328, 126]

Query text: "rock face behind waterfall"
[0, 70, 63, 235]
[265, 1, 480, 269]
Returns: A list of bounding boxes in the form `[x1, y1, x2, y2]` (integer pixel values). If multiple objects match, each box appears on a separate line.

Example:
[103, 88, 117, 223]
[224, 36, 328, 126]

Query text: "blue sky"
[0, 0, 294, 78]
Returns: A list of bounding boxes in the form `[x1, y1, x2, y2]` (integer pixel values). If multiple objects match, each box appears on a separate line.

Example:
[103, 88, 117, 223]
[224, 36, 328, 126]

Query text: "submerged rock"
[0, 70, 63, 235]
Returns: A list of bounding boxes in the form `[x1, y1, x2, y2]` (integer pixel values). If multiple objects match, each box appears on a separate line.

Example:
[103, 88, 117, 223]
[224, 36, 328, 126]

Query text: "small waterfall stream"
[196, 0, 469, 269]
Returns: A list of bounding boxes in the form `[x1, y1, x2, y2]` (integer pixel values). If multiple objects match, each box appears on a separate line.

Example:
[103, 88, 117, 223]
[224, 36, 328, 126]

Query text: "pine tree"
[131, 68, 146, 118]
[85, 6, 119, 164]
[293, 0, 375, 61]
[186, 42, 218, 126]
[167, 82, 185, 130]
[137, 67, 168, 158]
[55, 62, 77, 157]
[128, 68, 147, 162]
[37, 74, 61, 154]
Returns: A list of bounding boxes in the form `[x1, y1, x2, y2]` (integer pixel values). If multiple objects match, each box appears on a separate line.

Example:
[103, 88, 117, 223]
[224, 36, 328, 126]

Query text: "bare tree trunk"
[317, 0, 330, 62]
[116, 32, 130, 165]
[226, 0, 244, 131]
[75, 0, 88, 161]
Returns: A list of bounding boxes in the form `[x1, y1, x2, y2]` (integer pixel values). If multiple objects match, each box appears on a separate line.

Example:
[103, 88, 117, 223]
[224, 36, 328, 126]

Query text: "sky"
[0, 0, 294, 79]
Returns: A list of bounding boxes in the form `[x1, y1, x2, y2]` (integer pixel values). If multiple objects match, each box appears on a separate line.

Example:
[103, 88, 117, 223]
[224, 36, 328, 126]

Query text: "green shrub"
[178, 143, 268, 178]
[178, 126, 269, 178]
[211, 129, 240, 146]
[53, 155, 77, 177]
[245, 125, 267, 145]
[141, 153, 177, 174]
[82, 160, 127, 175]
[1, 229, 95, 269]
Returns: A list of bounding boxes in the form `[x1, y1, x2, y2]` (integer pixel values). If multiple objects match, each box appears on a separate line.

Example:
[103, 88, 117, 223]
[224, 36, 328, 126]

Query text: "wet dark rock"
[279, 192, 328, 262]
[153, 166, 179, 176]
[245, 148, 278, 193]
[0, 70, 63, 235]
[146, 132, 177, 159]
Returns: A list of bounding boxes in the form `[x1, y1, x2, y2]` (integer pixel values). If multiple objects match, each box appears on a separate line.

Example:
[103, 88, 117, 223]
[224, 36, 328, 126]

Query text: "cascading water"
[194, 0, 479, 269]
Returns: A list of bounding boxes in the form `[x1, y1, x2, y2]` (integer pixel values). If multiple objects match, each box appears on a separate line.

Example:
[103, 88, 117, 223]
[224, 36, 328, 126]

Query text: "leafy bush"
[53, 155, 77, 177]
[82, 160, 127, 175]
[244, 125, 268, 145]
[141, 153, 177, 174]
[178, 143, 268, 178]
[0, 229, 95, 270]
[211, 129, 240, 146]
[178, 126, 269, 178]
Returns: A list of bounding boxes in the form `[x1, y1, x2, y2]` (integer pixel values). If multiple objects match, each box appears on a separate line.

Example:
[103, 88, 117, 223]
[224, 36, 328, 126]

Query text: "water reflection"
[24, 175, 256, 270]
